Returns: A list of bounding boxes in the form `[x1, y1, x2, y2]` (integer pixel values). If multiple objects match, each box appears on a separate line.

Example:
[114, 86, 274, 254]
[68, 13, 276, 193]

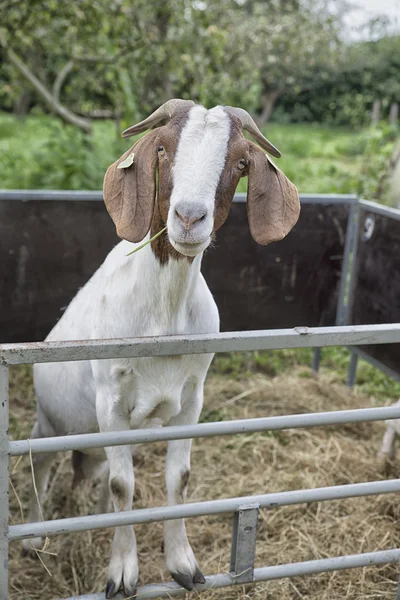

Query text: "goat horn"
[224, 106, 281, 158]
[121, 99, 196, 138]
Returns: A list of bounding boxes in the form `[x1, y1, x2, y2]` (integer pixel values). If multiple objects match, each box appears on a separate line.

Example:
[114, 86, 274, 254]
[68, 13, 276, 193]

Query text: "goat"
[24, 99, 300, 597]
[378, 399, 400, 467]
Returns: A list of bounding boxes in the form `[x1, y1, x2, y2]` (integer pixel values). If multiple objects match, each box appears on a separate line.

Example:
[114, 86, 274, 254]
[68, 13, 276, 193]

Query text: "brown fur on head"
[103, 100, 300, 260]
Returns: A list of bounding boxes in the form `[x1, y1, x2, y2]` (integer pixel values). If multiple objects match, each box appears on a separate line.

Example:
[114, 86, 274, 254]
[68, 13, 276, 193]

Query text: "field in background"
[0, 112, 366, 194]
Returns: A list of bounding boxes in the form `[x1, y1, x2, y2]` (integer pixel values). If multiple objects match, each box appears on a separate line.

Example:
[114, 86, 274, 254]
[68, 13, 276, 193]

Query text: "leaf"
[117, 153, 135, 169]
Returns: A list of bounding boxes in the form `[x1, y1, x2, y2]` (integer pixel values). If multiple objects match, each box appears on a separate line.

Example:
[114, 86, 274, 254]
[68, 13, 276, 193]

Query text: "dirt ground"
[7, 364, 400, 600]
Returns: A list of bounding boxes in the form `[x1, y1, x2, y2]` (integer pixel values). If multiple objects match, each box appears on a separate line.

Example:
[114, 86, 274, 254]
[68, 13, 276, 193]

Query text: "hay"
[7, 364, 400, 599]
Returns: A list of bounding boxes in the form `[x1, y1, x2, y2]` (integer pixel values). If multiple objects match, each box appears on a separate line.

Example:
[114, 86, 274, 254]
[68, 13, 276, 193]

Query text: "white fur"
[168, 105, 231, 254]
[25, 105, 234, 595]
[27, 240, 218, 591]
[379, 399, 400, 461]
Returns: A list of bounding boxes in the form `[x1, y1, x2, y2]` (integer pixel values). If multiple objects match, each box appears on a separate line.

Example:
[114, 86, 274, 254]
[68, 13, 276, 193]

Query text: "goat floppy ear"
[103, 131, 158, 243]
[246, 141, 300, 245]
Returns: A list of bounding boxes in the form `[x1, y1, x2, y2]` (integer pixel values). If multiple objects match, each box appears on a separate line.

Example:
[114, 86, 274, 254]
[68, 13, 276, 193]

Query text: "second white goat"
[25, 99, 300, 597]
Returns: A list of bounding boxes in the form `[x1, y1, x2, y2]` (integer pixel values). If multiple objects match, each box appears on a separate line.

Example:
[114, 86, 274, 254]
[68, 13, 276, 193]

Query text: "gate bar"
[61, 548, 400, 600]
[2, 324, 400, 365]
[0, 190, 358, 204]
[9, 404, 400, 456]
[0, 365, 8, 600]
[10, 479, 400, 541]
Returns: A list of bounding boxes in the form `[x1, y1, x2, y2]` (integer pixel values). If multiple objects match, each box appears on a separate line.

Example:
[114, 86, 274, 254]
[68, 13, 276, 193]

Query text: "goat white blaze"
[167, 105, 231, 256]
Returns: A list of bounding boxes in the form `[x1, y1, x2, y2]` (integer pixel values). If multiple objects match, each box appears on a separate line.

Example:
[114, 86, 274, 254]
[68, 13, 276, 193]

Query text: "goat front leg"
[164, 381, 206, 590]
[96, 389, 138, 599]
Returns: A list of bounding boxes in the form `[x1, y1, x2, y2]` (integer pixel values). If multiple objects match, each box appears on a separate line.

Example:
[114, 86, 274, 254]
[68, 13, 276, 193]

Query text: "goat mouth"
[169, 238, 210, 257]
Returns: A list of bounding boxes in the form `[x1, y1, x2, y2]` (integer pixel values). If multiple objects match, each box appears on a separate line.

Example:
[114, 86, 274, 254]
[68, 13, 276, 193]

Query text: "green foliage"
[1, 0, 399, 129]
[280, 35, 400, 127]
[3, 112, 394, 197]
[0, 113, 127, 189]
[27, 122, 98, 190]
[338, 122, 399, 204]
[0, 0, 342, 124]
[357, 123, 399, 202]
[236, 123, 365, 194]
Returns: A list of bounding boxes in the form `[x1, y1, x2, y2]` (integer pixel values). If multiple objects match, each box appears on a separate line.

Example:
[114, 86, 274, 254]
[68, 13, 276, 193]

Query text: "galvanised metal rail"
[0, 190, 358, 204]
[2, 324, 400, 599]
[60, 550, 400, 600]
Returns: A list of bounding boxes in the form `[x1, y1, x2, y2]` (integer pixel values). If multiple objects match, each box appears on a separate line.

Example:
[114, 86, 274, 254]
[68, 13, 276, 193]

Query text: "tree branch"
[52, 59, 74, 103]
[0, 32, 91, 133]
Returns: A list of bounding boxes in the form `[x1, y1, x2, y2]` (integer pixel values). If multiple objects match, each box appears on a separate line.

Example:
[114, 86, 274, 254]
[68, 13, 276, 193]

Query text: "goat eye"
[157, 145, 165, 155]
[238, 158, 248, 170]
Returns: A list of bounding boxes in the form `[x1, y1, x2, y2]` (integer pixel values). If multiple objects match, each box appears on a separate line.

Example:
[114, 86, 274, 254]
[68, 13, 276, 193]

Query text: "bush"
[341, 122, 399, 203]
[26, 121, 123, 190]
[0, 113, 127, 190]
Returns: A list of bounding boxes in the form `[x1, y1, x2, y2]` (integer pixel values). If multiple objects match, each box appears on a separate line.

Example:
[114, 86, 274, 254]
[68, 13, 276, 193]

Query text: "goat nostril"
[174, 205, 208, 228]
[175, 209, 185, 224]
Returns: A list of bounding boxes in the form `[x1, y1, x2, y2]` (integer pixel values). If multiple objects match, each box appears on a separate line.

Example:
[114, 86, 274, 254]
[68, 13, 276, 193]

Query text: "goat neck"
[130, 230, 203, 319]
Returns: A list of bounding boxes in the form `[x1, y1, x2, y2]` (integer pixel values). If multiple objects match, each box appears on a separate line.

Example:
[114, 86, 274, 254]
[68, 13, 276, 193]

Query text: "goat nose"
[174, 202, 207, 228]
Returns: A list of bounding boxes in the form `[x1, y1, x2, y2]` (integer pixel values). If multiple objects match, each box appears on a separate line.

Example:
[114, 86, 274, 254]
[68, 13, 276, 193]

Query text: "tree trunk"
[13, 90, 31, 116]
[257, 90, 283, 127]
[389, 102, 399, 126]
[371, 99, 381, 124]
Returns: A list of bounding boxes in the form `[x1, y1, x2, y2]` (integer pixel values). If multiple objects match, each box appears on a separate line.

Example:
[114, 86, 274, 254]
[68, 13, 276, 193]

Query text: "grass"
[210, 347, 400, 405]
[237, 123, 365, 195]
[0, 112, 365, 193]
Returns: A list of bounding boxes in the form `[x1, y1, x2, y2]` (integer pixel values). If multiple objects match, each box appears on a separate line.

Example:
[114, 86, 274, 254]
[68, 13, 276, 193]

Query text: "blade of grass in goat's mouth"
[126, 227, 167, 256]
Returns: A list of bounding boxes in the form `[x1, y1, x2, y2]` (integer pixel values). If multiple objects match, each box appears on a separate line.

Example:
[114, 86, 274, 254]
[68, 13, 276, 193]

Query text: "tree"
[0, 0, 343, 127]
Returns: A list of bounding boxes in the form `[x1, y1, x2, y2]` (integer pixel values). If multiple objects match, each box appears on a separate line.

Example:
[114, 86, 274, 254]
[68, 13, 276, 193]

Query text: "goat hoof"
[171, 571, 195, 590]
[171, 568, 206, 591]
[123, 580, 137, 599]
[105, 579, 119, 599]
[193, 568, 206, 584]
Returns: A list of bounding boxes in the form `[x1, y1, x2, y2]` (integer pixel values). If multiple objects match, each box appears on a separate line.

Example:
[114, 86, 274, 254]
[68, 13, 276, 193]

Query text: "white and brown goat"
[25, 99, 300, 597]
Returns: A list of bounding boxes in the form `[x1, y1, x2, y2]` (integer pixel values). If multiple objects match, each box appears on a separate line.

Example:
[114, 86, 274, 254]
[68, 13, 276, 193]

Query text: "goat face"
[103, 99, 300, 259]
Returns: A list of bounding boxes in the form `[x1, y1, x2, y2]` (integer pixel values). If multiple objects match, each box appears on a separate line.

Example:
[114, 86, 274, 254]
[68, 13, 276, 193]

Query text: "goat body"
[25, 100, 300, 597]
[34, 241, 217, 439]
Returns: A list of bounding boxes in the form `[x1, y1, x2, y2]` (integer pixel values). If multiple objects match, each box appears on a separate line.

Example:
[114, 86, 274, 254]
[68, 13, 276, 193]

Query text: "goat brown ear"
[246, 141, 300, 245]
[103, 131, 158, 243]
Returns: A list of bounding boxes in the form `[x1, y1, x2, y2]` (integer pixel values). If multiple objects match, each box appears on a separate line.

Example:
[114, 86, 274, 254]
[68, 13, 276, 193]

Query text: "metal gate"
[2, 324, 400, 599]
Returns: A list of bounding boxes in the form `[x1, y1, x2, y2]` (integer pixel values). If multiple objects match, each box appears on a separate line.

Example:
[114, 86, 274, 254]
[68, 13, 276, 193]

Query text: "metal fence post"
[336, 200, 359, 327]
[347, 352, 359, 387]
[0, 364, 8, 600]
[312, 348, 321, 373]
[230, 503, 259, 584]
